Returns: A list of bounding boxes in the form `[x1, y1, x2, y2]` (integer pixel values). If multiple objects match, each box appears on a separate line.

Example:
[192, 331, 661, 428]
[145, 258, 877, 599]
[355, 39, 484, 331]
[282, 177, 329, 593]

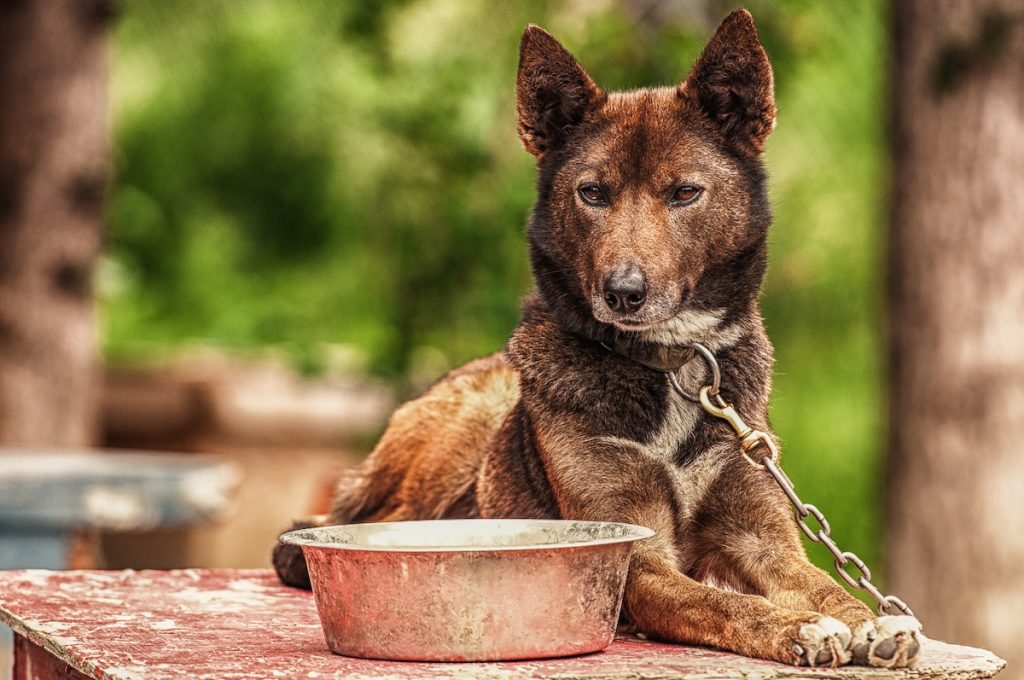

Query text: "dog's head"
[518, 10, 775, 347]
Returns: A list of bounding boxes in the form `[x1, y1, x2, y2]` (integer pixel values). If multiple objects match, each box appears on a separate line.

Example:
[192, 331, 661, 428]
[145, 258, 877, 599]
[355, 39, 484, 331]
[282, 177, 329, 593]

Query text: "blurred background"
[1, 0, 1021, 675]
[105, 0, 890, 567]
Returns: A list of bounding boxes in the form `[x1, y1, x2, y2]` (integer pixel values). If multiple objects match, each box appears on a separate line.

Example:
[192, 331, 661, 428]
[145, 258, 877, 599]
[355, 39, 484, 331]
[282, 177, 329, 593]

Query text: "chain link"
[673, 345, 915, 618]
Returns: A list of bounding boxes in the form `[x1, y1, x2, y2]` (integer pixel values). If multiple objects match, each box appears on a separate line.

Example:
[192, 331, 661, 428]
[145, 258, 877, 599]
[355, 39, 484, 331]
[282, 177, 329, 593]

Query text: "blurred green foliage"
[105, 1, 886, 588]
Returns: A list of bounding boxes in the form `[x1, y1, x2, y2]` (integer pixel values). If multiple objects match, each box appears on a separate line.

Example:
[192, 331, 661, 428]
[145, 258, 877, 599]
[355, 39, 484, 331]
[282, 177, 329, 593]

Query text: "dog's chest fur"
[508, 302, 756, 529]
[596, 358, 729, 522]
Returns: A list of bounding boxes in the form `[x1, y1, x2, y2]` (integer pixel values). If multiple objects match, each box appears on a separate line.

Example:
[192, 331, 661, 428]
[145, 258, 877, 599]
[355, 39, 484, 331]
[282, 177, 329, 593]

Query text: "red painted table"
[0, 569, 1005, 679]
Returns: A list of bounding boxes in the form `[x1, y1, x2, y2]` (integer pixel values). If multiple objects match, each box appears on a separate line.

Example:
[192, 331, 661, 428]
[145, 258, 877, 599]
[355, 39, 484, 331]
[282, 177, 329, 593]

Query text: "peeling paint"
[104, 665, 149, 680]
[227, 579, 266, 593]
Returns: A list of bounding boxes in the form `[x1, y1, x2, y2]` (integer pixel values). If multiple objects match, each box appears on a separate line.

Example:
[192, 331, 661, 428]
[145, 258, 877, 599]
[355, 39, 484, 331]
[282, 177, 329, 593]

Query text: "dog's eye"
[671, 185, 703, 205]
[578, 184, 608, 206]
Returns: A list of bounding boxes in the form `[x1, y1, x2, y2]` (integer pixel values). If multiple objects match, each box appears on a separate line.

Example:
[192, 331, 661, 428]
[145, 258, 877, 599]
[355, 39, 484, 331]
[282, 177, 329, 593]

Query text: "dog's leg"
[626, 544, 852, 666]
[538, 427, 852, 667]
[690, 464, 921, 668]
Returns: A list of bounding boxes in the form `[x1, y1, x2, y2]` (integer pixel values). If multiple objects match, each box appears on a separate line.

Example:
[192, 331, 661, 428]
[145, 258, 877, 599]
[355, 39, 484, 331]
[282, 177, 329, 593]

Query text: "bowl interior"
[280, 518, 653, 552]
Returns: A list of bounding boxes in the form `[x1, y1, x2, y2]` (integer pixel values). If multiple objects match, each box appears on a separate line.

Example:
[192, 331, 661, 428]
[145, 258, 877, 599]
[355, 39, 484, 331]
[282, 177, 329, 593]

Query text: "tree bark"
[0, 1, 110, 446]
[887, 0, 1024, 668]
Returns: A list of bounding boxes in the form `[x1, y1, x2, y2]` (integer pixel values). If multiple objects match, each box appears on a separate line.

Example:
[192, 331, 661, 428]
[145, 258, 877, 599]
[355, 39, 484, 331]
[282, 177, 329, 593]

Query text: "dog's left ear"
[516, 25, 604, 161]
[679, 9, 776, 153]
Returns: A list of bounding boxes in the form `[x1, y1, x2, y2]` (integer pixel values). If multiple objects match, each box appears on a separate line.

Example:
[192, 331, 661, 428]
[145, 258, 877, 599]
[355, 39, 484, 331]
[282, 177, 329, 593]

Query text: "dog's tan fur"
[275, 10, 922, 668]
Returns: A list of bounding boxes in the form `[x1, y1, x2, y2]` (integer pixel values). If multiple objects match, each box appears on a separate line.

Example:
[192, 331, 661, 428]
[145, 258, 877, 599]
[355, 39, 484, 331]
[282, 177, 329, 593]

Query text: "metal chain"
[670, 344, 915, 618]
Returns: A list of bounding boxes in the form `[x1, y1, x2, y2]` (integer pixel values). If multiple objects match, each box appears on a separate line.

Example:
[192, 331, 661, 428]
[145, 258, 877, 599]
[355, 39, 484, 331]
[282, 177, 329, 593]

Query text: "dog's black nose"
[603, 266, 647, 314]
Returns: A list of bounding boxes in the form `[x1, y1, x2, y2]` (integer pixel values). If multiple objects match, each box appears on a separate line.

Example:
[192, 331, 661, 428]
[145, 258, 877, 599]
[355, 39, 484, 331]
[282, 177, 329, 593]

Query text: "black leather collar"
[601, 336, 697, 372]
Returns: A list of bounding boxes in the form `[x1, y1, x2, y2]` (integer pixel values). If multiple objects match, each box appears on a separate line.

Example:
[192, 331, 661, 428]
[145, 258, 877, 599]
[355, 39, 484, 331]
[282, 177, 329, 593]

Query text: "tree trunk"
[887, 0, 1024, 668]
[0, 1, 110, 446]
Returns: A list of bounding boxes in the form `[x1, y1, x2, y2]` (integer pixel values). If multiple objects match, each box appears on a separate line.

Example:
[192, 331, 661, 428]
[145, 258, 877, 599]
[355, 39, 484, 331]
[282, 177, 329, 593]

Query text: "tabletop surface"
[0, 569, 1006, 679]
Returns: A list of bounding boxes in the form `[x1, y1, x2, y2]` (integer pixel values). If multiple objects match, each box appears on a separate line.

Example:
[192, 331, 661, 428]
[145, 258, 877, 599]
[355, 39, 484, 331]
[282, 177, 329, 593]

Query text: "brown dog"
[274, 10, 922, 668]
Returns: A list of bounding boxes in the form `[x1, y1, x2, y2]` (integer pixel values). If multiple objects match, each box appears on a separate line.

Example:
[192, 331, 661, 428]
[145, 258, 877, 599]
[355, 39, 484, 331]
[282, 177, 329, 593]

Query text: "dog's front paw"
[851, 616, 922, 667]
[789, 616, 852, 667]
[272, 517, 324, 590]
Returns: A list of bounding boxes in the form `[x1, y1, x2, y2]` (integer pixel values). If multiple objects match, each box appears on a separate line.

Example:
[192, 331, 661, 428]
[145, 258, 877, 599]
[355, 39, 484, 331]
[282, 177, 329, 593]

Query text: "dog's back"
[332, 353, 518, 524]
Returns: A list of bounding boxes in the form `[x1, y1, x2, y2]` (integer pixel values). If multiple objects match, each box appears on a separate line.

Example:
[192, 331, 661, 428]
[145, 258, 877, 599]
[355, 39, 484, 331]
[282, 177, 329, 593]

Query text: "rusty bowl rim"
[279, 518, 655, 553]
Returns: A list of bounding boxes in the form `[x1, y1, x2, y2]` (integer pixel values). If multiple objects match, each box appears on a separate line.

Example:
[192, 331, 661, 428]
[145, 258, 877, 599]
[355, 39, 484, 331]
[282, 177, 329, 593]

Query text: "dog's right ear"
[516, 26, 603, 161]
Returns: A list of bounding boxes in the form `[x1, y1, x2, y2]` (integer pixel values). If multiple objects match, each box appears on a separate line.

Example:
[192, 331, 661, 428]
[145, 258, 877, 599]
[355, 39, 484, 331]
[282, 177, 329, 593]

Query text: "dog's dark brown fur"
[274, 10, 921, 668]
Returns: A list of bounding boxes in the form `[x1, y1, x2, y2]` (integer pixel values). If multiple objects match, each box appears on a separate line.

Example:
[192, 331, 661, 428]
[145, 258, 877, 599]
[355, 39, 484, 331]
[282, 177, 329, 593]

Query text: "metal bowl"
[279, 518, 654, 662]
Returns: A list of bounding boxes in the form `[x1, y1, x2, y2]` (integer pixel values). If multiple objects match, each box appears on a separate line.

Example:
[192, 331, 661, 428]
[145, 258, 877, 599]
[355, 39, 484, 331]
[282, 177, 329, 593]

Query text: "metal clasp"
[698, 385, 779, 468]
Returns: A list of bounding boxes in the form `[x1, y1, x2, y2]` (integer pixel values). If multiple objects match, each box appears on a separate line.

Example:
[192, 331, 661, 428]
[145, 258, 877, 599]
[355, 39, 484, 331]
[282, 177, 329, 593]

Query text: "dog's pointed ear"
[516, 25, 603, 160]
[679, 9, 776, 153]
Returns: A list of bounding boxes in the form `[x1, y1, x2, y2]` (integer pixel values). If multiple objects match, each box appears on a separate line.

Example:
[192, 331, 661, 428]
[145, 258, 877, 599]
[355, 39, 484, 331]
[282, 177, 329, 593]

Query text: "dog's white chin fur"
[613, 308, 743, 351]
